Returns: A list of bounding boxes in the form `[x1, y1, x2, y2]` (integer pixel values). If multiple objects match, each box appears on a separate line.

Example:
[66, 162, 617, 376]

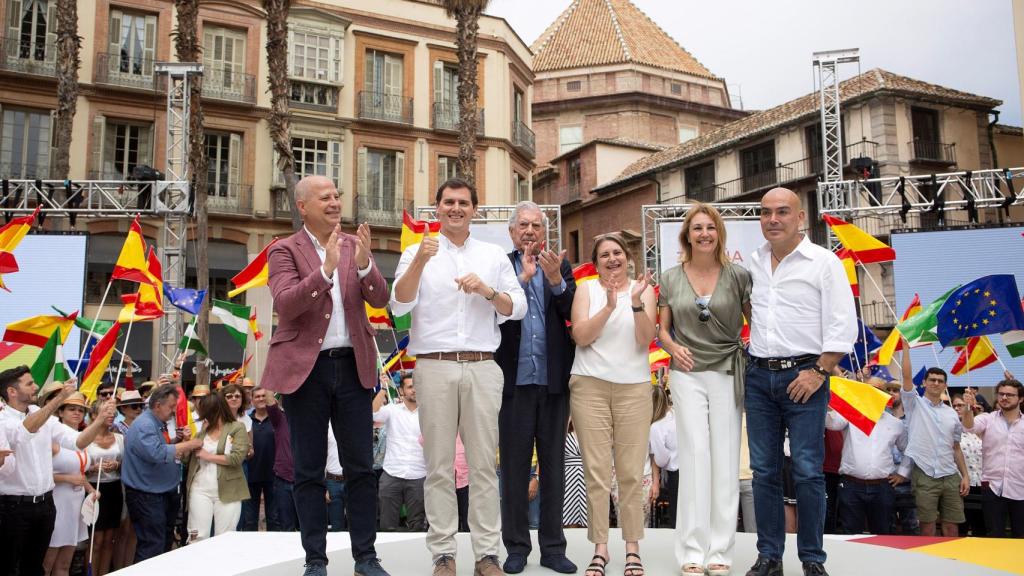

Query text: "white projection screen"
[657, 220, 764, 274]
[0, 234, 88, 356]
[891, 225, 1024, 387]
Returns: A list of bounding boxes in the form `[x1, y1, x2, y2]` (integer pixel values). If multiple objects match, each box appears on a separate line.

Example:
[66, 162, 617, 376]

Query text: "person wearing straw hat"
[114, 391, 145, 435]
[44, 392, 97, 576]
[0, 368, 115, 576]
[137, 381, 157, 401]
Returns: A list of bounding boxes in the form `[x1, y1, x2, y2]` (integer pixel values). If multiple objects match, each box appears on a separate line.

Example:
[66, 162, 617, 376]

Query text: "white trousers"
[187, 472, 241, 541]
[670, 369, 741, 567]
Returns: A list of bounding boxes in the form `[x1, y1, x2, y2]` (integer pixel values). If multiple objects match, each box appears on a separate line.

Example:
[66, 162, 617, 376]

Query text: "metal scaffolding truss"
[641, 203, 761, 279]
[415, 205, 563, 252]
[813, 49, 858, 187]
[817, 167, 1024, 222]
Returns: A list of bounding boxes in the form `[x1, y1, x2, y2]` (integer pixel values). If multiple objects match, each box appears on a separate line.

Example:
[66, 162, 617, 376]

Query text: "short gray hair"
[148, 384, 180, 410]
[508, 201, 548, 228]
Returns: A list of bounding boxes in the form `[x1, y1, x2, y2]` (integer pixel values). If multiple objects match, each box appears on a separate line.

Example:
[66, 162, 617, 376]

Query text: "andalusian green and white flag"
[29, 329, 72, 387]
[1003, 330, 1024, 358]
[178, 317, 208, 357]
[211, 299, 251, 349]
[894, 287, 957, 347]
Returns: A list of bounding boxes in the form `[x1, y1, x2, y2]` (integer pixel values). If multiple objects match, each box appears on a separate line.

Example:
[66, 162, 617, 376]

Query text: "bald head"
[762, 187, 802, 210]
[294, 175, 335, 204]
[294, 176, 341, 237]
[759, 187, 805, 249]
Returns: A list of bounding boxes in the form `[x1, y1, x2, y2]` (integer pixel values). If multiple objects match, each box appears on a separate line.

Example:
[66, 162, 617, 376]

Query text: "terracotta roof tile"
[531, 0, 716, 78]
[600, 68, 1002, 190]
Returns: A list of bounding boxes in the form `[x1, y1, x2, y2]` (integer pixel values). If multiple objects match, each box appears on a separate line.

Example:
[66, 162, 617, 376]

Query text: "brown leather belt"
[418, 351, 493, 363]
[842, 475, 886, 485]
[326, 472, 345, 482]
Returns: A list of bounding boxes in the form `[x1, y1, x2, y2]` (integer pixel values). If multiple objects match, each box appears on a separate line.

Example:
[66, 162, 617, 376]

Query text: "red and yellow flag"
[0, 206, 40, 291]
[572, 262, 598, 284]
[112, 217, 154, 286]
[649, 340, 671, 371]
[118, 248, 164, 322]
[175, 385, 197, 436]
[229, 238, 279, 298]
[365, 302, 392, 329]
[80, 321, 122, 402]
[400, 211, 440, 252]
[951, 336, 998, 376]
[249, 312, 263, 341]
[829, 376, 893, 435]
[3, 310, 78, 348]
[836, 248, 859, 297]
[875, 294, 923, 366]
[823, 214, 896, 264]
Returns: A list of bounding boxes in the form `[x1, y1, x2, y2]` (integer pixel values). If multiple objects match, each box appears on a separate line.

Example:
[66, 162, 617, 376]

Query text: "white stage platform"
[109, 529, 1019, 576]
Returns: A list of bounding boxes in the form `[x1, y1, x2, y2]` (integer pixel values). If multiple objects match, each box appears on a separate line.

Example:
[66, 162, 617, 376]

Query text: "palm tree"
[440, 0, 489, 186]
[52, 0, 80, 182]
[263, 0, 300, 231]
[173, 0, 210, 387]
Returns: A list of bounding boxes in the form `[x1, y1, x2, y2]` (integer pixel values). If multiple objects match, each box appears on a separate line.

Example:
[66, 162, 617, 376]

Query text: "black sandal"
[624, 552, 644, 576]
[586, 554, 609, 576]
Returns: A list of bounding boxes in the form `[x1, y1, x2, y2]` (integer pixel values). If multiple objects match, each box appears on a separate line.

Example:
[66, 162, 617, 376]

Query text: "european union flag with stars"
[936, 274, 1024, 346]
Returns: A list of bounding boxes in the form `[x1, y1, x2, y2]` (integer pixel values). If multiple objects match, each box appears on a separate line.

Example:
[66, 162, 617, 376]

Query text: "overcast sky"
[487, 0, 1022, 126]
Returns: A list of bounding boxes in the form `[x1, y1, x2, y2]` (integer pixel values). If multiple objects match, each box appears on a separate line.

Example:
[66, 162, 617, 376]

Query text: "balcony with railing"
[94, 51, 161, 91]
[202, 66, 256, 104]
[355, 194, 413, 228]
[1, 35, 56, 76]
[810, 140, 882, 174]
[272, 187, 293, 221]
[206, 182, 253, 216]
[432, 102, 485, 135]
[1, 162, 50, 180]
[511, 120, 535, 158]
[358, 91, 413, 124]
[290, 80, 339, 112]
[908, 139, 956, 166]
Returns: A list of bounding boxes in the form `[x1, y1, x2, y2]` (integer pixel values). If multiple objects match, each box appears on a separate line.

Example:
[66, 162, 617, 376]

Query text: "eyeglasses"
[224, 393, 242, 399]
[98, 390, 114, 398]
[695, 298, 711, 323]
[996, 392, 1019, 398]
[123, 405, 143, 410]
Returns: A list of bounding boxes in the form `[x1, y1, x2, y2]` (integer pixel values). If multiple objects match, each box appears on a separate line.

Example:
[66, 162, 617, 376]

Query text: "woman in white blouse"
[85, 400, 124, 576]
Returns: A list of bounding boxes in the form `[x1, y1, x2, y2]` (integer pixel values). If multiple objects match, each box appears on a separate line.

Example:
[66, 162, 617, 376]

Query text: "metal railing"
[811, 140, 881, 174]
[290, 80, 339, 111]
[94, 51, 161, 91]
[357, 91, 413, 124]
[432, 102, 485, 134]
[206, 182, 252, 215]
[686, 184, 727, 203]
[511, 120, 535, 157]
[0, 162, 50, 180]
[0, 35, 56, 76]
[272, 187, 293, 221]
[860, 300, 898, 329]
[355, 194, 413, 228]
[909, 140, 956, 165]
[202, 66, 256, 104]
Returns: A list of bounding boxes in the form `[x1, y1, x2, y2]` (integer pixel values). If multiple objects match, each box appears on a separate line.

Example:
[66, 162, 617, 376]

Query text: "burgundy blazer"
[260, 229, 389, 395]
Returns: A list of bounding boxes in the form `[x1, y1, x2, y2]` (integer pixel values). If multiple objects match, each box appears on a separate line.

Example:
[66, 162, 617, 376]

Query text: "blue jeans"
[837, 477, 894, 535]
[745, 361, 829, 564]
[273, 475, 299, 532]
[124, 487, 179, 563]
[327, 479, 348, 532]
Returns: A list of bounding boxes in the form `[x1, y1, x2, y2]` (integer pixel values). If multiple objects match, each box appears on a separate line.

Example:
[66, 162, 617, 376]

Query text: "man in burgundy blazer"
[261, 175, 391, 576]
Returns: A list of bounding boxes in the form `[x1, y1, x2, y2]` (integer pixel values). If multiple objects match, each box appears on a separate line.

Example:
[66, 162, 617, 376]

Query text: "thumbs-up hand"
[415, 236, 439, 264]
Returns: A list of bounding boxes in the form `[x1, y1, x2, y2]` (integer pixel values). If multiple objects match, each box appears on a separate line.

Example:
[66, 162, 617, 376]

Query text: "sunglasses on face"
[224, 393, 242, 399]
[98, 391, 114, 398]
[695, 298, 711, 323]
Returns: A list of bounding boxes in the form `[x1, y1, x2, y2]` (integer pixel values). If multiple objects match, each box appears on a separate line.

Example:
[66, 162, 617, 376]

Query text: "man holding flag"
[261, 175, 390, 576]
[0, 367, 116, 576]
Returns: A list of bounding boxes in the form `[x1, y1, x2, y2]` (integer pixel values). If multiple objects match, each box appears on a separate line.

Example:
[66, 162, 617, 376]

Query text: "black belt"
[320, 347, 354, 358]
[326, 472, 345, 482]
[842, 475, 886, 485]
[750, 354, 819, 371]
[0, 491, 52, 504]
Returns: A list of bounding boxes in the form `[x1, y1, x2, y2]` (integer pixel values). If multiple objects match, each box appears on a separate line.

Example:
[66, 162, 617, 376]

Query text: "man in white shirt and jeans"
[372, 372, 427, 531]
[392, 178, 526, 576]
[744, 188, 857, 576]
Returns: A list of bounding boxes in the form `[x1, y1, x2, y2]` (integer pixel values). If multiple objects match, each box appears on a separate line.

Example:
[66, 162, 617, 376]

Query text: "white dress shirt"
[326, 422, 343, 476]
[304, 227, 372, 351]
[649, 411, 678, 472]
[391, 234, 526, 355]
[0, 419, 20, 481]
[826, 410, 907, 479]
[0, 406, 79, 496]
[372, 402, 426, 479]
[748, 235, 857, 358]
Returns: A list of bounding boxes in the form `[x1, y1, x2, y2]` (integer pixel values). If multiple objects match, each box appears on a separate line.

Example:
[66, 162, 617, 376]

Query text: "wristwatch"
[631, 303, 644, 312]
[810, 365, 830, 379]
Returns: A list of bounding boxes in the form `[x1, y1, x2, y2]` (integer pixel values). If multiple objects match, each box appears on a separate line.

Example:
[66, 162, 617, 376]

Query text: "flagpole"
[856, 296, 869, 377]
[859, 265, 900, 322]
[74, 281, 113, 379]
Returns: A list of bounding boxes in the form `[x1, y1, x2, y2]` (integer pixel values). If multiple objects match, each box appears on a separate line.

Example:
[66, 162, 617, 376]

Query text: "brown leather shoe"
[432, 555, 456, 576]
[474, 555, 505, 576]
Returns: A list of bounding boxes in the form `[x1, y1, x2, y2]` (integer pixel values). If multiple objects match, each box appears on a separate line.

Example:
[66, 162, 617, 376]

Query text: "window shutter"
[330, 141, 341, 188]
[45, 2, 57, 59]
[138, 124, 153, 170]
[331, 36, 341, 83]
[433, 60, 443, 109]
[395, 151, 405, 203]
[108, 9, 122, 60]
[90, 115, 106, 177]
[438, 156, 447, 183]
[357, 146, 367, 198]
[364, 51, 375, 94]
[7, 1, 22, 40]
[229, 133, 241, 189]
[386, 54, 402, 97]
[143, 14, 156, 77]
[287, 29, 295, 76]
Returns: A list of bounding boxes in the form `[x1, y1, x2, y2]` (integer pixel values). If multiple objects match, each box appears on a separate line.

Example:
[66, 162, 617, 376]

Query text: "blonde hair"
[679, 202, 730, 267]
[652, 385, 670, 423]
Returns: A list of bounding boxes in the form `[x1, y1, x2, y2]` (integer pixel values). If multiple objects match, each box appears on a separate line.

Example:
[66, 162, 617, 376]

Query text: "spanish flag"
[175, 385, 197, 436]
[80, 321, 122, 402]
[112, 217, 154, 286]
[365, 302, 392, 329]
[836, 248, 859, 297]
[951, 336, 998, 376]
[649, 340, 671, 371]
[822, 214, 895, 264]
[249, 312, 263, 341]
[400, 211, 440, 252]
[874, 294, 923, 366]
[228, 238, 278, 298]
[572, 262, 598, 284]
[3, 310, 78, 348]
[828, 376, 892, 435]
[0, 206, 40, 291]
[118, 248, 164, 322]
